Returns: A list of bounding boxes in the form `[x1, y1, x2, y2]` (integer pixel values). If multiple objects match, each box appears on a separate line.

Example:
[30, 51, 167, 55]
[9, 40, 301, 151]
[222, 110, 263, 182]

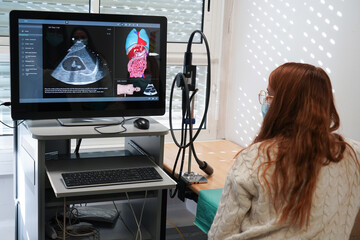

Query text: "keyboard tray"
[46, 154, 177, 198]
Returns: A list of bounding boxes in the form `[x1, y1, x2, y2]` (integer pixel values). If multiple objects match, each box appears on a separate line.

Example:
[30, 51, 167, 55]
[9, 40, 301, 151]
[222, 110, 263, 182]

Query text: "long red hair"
[253, 62, 358, 228]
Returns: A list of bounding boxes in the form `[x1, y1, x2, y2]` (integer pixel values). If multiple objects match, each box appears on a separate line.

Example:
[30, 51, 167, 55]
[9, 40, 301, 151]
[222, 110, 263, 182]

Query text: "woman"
[208, 62, 360, 239]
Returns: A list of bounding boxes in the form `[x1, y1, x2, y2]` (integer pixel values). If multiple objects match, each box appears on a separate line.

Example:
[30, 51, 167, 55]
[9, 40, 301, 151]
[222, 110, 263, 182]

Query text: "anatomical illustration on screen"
[117, 84, 141, 96]
[51, 30, 110, 85]
[124, 28, 158, 96]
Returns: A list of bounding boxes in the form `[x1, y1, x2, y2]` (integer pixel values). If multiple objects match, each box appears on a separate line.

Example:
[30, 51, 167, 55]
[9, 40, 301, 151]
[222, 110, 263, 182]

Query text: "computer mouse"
[133, 117, 150, 130]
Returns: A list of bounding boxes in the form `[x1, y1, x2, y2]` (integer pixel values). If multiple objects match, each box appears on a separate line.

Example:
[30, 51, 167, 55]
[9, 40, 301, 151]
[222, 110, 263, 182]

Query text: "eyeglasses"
[258, 90, 274, 105]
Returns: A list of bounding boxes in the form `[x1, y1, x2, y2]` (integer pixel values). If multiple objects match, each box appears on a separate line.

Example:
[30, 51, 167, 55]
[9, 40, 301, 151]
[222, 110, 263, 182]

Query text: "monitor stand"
[57, 117, 122, 126]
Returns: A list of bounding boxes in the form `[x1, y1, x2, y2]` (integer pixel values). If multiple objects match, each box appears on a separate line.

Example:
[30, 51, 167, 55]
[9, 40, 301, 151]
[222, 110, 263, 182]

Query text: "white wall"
[220, 0, 360, 147]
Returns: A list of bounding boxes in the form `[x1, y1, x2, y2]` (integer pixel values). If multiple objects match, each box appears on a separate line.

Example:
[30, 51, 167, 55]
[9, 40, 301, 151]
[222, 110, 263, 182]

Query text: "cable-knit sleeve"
[208, 146, 258, 240]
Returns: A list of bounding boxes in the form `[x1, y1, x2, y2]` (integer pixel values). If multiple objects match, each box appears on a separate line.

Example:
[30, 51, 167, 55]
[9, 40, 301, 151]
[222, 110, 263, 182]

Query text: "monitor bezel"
[10, 10, 167, 121]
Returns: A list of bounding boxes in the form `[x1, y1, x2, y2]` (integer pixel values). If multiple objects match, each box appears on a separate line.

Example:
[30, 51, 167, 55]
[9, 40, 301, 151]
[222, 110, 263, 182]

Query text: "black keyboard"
[61, 167, 163, 188]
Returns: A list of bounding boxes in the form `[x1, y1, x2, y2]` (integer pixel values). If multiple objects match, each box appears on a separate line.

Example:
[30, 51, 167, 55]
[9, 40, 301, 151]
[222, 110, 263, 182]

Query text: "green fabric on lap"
[194, 188, 223, 234]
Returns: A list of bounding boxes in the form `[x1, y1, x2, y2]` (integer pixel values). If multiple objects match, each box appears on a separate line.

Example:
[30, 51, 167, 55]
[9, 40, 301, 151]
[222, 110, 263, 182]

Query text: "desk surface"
[163, 140, 243, 195]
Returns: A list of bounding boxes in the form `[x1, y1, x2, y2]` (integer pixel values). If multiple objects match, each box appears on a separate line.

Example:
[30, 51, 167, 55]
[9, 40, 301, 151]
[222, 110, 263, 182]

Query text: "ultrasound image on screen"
[51, 40, 109, 85]
[42, 25, 114, 98]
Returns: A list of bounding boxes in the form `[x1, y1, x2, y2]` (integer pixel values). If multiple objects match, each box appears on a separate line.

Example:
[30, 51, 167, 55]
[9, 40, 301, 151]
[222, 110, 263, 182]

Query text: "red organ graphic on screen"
[125, 28, 149, 78]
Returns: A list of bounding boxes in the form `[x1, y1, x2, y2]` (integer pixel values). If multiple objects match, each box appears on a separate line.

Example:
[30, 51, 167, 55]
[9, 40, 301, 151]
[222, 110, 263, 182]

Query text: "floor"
[166, 194, 207, 240]
[0, 174, 206, 240]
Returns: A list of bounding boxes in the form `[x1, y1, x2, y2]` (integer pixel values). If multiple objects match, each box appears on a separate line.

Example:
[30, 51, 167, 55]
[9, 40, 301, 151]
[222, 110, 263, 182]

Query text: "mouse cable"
[92, 116, 136, 134]
[74, 117, 137, 154]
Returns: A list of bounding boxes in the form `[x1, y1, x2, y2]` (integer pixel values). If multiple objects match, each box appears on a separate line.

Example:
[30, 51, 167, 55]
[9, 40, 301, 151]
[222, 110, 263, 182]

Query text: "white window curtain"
[0, 0, 89, 36]
[99, 0, 204, 43]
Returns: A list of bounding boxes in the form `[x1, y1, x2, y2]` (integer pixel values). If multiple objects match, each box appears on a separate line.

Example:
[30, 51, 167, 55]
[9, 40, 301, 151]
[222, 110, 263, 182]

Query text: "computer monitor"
[10, 10, 167, 125]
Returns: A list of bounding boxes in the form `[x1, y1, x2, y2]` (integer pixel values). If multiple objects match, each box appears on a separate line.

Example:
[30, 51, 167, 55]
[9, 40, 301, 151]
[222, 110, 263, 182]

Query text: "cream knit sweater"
[208, 139, 360, 240]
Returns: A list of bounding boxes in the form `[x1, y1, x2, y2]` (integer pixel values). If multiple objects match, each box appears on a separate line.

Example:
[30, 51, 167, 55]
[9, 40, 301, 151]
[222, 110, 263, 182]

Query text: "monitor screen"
[10, 10, 167, 122]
